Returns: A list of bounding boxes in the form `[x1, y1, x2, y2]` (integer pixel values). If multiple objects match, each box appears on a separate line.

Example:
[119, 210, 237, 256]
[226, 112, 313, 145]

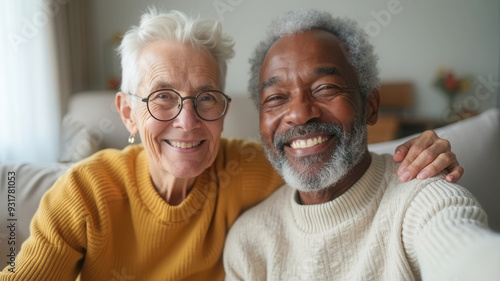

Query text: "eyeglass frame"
[129, 89, 232, 122]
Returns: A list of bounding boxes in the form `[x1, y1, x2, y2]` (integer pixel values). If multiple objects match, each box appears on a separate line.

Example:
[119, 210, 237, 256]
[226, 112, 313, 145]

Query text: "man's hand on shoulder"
[393, 130, 464, 183]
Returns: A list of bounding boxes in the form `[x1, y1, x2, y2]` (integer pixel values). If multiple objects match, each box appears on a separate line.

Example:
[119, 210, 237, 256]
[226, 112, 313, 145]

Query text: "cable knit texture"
[0, 138, 283, 280]
[224, 153, 500, 281]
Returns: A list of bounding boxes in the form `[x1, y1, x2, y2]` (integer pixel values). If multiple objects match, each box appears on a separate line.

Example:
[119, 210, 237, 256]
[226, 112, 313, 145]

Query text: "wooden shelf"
[368, 114, 449, 144]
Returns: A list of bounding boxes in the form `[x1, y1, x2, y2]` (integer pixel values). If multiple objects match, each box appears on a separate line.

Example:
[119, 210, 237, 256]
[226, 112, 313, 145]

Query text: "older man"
[223, 9, 500, 280]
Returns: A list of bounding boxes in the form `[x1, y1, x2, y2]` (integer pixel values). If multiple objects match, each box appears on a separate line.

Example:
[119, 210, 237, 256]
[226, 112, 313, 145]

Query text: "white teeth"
[169, 141, 201, 149]
[290, 136, 329, 149]
[307, 139, 314, 147]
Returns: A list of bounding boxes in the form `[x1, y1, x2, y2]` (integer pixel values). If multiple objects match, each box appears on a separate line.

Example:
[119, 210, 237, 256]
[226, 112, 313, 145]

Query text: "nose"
[282, 91, 321, 126]
[172, 99, 202, 131]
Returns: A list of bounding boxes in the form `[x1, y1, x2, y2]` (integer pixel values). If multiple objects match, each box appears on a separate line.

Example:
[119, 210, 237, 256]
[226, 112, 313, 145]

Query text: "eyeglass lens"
[148, 90, 228, 121]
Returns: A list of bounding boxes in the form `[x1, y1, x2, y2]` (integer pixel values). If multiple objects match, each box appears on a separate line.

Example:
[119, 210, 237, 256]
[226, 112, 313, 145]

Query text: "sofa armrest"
[369, 108, 500, 232]
[0, 162, 70, 260]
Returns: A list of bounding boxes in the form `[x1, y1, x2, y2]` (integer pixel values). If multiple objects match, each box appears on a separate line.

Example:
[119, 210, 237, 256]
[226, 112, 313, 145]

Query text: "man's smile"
[289, 135, 331, 149]
[282, 133, 336, 158]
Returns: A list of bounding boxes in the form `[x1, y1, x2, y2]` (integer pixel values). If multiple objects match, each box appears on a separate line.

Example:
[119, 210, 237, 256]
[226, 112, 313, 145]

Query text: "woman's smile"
[165, 139, 203, 149]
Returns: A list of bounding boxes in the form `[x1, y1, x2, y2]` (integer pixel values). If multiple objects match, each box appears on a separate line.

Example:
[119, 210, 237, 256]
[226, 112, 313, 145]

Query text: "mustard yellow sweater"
[0, 138, 283, 281]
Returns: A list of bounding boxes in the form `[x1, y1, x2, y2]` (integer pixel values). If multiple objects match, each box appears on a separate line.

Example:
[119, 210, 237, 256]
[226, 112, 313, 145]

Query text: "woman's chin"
[164, 161, 209, 179]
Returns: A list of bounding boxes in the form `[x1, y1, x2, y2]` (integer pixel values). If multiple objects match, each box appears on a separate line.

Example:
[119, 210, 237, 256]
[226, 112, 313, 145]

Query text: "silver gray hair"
[118, 8, 235, 95]
[248, 8, 379, 107]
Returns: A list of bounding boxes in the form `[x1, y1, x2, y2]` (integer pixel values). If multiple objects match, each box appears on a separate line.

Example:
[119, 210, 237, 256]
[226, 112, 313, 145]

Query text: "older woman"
[0, 9, 462, 280]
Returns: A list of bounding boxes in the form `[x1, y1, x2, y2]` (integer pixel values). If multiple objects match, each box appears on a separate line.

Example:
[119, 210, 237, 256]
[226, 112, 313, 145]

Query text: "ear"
[116, 92, 138, 135]
[365, 89, 380, 126]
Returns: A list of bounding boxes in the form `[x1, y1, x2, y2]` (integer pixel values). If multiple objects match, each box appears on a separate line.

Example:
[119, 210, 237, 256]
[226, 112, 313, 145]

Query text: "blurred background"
[1, 0, 499, 162]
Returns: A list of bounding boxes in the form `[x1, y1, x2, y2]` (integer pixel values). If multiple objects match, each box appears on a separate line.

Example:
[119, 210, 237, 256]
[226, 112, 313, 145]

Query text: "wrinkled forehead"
[136, 41, 221, 92]
[259, 30, 358, 91]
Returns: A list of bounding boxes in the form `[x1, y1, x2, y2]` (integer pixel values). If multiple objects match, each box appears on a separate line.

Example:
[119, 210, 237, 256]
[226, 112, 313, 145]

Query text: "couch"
[1, 90, 499, 261]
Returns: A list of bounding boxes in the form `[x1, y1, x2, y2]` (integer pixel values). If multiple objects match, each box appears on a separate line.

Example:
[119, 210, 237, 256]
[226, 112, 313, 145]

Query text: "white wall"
[90, 0, 500, 119]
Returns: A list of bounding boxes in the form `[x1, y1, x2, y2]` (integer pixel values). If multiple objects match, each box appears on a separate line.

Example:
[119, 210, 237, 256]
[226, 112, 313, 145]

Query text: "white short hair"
[118, 8, 235, 95]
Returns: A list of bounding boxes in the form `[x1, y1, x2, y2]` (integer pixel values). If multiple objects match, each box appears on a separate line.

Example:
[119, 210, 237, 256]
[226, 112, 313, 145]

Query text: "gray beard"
[261, 118, 368, 193]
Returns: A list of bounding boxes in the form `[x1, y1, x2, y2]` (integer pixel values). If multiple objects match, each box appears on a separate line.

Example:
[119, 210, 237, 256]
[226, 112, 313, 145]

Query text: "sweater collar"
[289, 153, 386, 233]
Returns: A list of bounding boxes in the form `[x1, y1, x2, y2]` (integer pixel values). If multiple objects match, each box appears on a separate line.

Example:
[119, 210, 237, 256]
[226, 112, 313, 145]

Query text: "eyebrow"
[197, 84, 219, 91]
[260, 66, 340, 92]
[260, 76, 280, 92]
[149, 81, 174, 91]
[315, 66, 339, 76]
[149, 82, 218, 92]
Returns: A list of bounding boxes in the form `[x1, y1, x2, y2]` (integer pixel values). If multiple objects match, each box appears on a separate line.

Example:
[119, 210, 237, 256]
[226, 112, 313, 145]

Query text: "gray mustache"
[273, 122, 344, 152]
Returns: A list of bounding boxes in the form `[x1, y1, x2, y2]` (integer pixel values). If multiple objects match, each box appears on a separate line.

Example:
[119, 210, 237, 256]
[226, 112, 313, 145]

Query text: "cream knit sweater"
[224, 153, 500, 281]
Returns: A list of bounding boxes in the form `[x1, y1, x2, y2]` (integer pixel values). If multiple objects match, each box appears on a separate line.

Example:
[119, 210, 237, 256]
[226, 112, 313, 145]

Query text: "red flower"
[445, 72, 458, 91]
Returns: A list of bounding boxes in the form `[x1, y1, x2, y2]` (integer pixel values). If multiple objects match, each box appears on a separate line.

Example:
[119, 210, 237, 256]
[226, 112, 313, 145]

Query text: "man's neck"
[298, 151, 372, 205]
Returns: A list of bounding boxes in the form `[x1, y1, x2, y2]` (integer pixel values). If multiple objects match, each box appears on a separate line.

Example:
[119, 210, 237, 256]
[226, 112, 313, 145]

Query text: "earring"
[128, 134, 135, 144]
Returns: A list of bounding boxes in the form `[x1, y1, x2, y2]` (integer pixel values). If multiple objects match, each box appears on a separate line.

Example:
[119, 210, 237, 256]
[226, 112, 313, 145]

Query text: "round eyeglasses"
[129, 89, 231, 121]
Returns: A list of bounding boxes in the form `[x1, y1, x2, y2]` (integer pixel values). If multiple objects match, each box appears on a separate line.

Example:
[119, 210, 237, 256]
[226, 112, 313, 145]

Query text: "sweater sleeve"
[0, 168, 89, 280]
[402, 180, 500, 281]
[223, 230, 249, 281]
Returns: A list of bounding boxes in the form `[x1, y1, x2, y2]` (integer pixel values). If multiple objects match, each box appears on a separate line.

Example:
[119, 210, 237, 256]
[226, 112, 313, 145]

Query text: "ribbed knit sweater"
[0, 138, 284, 280]
[224, 153, 500, 281]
